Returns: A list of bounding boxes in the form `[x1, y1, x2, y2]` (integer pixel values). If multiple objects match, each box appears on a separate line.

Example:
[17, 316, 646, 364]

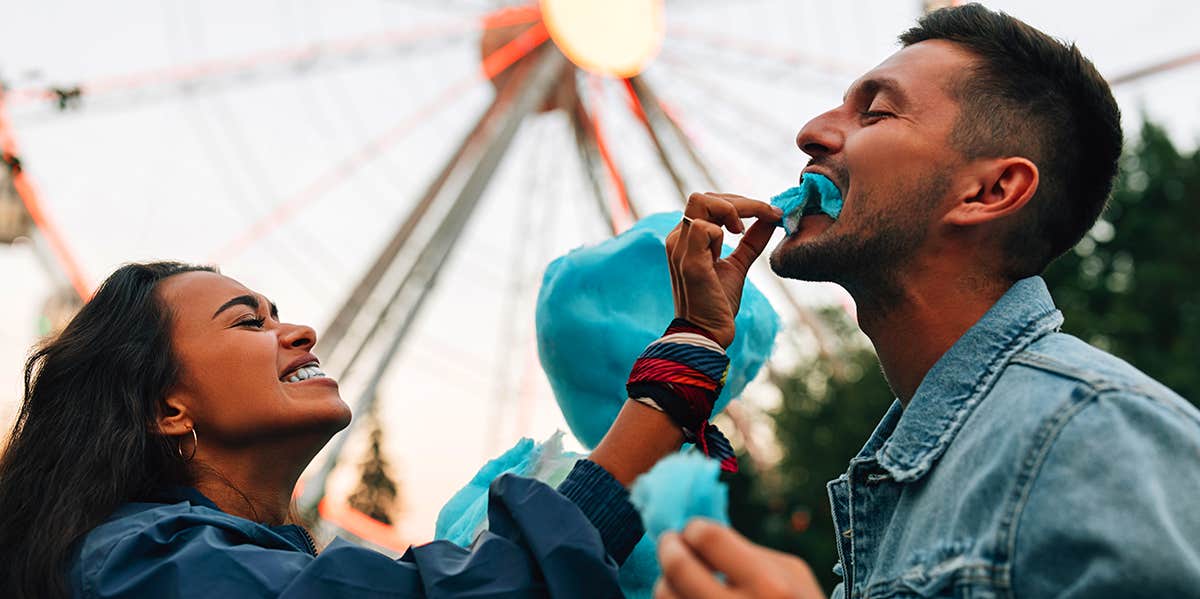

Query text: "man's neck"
[854, 266, 1010, 406]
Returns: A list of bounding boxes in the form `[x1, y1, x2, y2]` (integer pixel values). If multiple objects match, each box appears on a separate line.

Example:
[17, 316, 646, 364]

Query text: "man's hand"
[655, 519, 825, 599]
[666, 193, 781, 347]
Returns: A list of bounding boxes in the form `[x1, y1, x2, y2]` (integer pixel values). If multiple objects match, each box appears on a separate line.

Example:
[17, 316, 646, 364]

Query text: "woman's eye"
[237, 317, 266, 328]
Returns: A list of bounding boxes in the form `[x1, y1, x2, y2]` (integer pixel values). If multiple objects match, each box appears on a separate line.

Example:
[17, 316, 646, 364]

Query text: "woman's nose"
[280, 323, 317, 350]
[795, 108, 845, 159]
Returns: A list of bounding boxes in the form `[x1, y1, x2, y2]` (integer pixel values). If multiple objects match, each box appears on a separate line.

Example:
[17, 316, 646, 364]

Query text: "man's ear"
[944, 157, 1039, 227]
[157, 391, 194, 436]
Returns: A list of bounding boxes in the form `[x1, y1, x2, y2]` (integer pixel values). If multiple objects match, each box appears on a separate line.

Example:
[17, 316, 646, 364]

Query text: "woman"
[0, 262, 686, 598]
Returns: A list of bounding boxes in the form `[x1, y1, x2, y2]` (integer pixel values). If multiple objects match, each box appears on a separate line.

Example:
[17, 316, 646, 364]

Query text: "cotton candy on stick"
[770, 173, 844, 235]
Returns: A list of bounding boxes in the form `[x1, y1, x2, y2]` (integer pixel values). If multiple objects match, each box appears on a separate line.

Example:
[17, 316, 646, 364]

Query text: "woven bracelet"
[627, 318, 738, 472]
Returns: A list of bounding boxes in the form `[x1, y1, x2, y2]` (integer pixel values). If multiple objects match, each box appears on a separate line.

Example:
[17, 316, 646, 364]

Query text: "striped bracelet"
[626, 319, 738, 472]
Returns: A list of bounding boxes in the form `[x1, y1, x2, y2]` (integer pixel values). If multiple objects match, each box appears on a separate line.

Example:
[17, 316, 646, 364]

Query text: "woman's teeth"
[286, 365, 326, 383]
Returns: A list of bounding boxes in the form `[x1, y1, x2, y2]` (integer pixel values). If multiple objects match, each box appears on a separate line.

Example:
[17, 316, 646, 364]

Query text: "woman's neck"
[190, 443, 312, 525]
[193, 477, 293, 525]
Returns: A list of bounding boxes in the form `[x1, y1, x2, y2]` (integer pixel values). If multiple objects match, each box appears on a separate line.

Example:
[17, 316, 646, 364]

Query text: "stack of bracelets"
[626, 318, 738, 472]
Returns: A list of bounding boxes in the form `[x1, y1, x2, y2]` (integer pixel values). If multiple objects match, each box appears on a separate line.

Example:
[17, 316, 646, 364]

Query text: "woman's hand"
[666, 193, 781, 348]
[654, 519, 826, 599]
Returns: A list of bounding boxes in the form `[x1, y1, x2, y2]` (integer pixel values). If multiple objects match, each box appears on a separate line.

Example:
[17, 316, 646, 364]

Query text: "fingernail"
[659, 532, 680, 553]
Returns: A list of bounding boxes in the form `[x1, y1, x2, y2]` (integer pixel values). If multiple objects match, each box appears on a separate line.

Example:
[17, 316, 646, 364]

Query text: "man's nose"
[795, 108, 844, 159]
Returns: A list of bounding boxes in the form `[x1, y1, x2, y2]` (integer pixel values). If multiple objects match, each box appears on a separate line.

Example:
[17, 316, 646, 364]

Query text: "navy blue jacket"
[68, 460, 642, 598]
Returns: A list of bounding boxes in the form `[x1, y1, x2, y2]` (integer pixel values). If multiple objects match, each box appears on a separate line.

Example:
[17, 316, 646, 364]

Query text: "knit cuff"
[557, 459, 645, 564]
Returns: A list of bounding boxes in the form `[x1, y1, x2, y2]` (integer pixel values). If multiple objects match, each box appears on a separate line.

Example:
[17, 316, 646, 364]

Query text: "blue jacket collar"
[149, 485, 221, 510]
[862, 276, 1064, 482]
[147, 485, 317, 555]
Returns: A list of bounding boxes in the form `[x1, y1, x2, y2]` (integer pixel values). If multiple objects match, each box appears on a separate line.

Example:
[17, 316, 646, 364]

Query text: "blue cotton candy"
[434, 437, 544, 547]
[630, 453, 730, 539]
[770, 172, 843, 235]
[438, 213, 779, 599]
[536, 211, 780, 449]
[434, 434, 660, 599]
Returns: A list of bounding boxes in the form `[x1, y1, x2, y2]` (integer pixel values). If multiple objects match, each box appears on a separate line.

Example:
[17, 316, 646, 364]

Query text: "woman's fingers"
[685, 193, 782, 229]
[685, 193, 744, 234]
[685, 219, 724, 265]
[725, 218, 778, 275]
[665, 228, 686, 314]
[665, 191, 782, 346]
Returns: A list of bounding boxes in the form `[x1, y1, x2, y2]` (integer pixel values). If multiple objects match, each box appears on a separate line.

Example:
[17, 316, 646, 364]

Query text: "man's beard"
[769, 171, 948, 299]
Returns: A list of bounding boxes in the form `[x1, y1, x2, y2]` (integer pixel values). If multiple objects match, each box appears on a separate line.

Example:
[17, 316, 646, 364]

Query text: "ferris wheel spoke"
[0, 93, 92, 299]
[207, 16, 550, 265]
[4, 15, 501, 122]
[206, 75, 484, 266]
[655, 53, 801, 139]
[664, 24, 861, 83]
[648, 69, 794, 183]
[1108, 50, 1200, 86]
[582, 76, 638, 227]
[485, 115, 552, 451]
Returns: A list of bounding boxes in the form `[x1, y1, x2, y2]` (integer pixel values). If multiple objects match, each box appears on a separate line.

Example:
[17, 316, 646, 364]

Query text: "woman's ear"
[157, 392, 194, 436]
[944, 157, 1039, 227]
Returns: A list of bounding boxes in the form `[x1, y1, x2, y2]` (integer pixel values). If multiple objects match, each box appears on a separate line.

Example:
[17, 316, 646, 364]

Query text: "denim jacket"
[828, 277, 1200, 598]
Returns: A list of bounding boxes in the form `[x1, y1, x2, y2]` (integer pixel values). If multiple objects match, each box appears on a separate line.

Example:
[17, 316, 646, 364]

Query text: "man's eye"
[860, 110, 892, 121]
[237, 317, 266, 328]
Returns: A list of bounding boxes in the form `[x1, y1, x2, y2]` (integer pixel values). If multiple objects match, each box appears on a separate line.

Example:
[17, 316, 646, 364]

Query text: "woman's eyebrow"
[212, 295, 259, 319]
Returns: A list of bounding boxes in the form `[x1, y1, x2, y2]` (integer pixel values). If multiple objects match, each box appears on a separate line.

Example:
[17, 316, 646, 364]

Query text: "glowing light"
[539, 0, 664, 78]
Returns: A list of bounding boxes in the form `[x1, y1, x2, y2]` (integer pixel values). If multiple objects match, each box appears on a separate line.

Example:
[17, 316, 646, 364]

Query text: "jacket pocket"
[863, 556, 1001, 598]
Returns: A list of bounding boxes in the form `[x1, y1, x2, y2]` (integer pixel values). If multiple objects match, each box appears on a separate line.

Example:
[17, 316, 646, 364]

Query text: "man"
[652, 4, 1200, 598]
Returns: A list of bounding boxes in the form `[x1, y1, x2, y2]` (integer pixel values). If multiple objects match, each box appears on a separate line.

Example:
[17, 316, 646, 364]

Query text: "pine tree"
[347, 407, 401, 524]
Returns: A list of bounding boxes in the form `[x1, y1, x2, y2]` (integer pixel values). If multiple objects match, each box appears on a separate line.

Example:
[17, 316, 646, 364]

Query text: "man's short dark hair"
[899, 3, 1122, 279]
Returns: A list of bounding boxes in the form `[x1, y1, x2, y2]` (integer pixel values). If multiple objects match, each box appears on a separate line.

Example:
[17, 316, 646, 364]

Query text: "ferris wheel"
[0, 0, 866, 546]
[2, 0, 1194, 547]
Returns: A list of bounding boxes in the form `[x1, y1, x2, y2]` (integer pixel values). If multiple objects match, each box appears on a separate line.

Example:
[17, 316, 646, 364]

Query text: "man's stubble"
[769, 169, 951, 308]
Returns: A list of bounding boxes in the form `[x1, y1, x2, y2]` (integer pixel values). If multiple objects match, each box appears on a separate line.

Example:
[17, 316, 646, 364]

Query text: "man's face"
[770, 40, 974, 287]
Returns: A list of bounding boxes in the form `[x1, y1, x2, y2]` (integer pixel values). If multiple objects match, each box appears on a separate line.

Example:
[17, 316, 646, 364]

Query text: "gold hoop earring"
[179, 428, 198, 462]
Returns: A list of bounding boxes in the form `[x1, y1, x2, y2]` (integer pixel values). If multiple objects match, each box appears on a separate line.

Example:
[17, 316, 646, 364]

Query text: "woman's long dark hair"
[0, 261, 214, 598]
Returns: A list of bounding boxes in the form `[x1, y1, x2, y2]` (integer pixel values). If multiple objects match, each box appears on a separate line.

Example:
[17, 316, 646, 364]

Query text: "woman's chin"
[280, 382, 353, 430]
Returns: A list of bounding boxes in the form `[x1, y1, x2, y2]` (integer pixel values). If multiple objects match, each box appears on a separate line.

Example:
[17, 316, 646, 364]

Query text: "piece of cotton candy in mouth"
[769, 173, 844, 236]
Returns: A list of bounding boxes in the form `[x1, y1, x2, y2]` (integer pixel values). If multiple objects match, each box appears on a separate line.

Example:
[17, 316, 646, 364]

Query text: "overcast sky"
[2, 0, 1197, 540]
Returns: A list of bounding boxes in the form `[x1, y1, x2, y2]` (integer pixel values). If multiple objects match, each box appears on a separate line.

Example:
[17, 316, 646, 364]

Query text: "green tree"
[1043, 121, 1200, 405]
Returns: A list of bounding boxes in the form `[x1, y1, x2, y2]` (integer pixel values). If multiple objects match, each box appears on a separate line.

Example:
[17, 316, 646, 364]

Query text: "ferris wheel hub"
[539, 0, 664, 78]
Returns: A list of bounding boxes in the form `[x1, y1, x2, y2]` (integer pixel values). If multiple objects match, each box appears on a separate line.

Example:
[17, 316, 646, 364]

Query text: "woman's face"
[157, 271, 351, 449]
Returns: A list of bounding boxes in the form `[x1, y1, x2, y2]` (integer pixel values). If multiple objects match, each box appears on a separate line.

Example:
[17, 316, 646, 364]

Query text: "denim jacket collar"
[862, 276, 1064, 482]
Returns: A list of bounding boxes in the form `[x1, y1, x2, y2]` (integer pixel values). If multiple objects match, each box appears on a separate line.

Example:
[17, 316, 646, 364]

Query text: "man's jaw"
[778, 214, 837, 250]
